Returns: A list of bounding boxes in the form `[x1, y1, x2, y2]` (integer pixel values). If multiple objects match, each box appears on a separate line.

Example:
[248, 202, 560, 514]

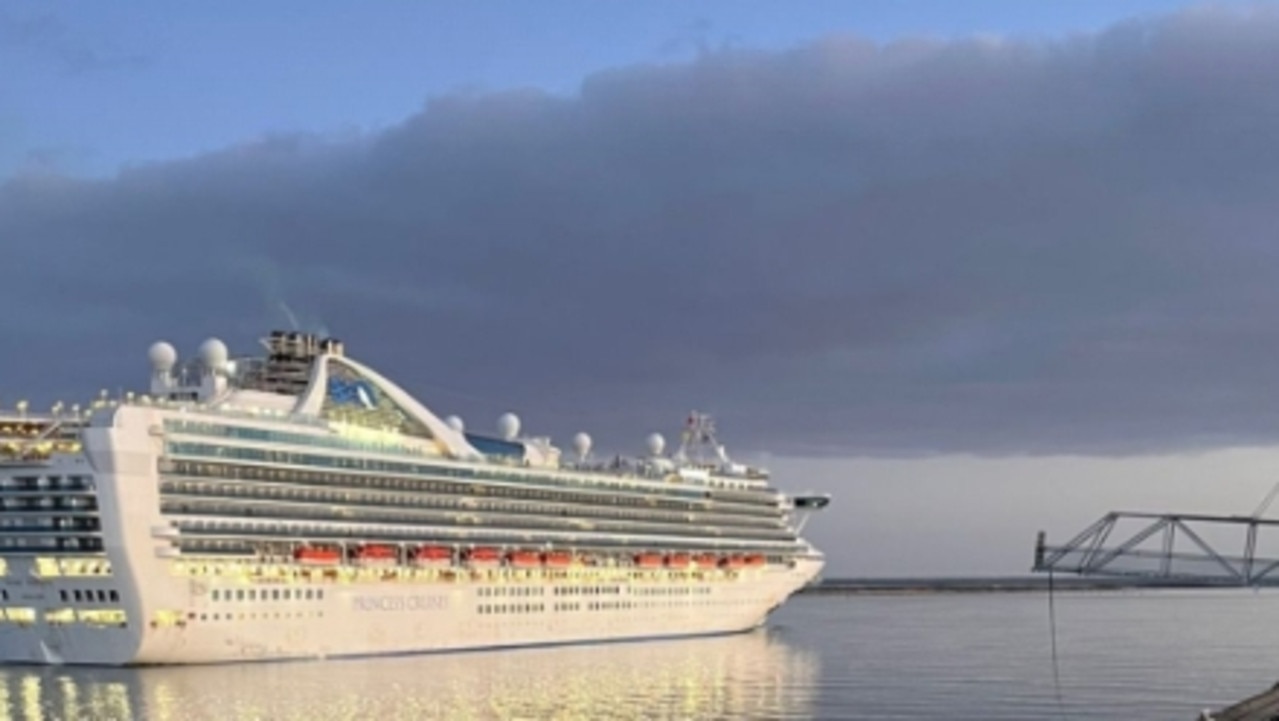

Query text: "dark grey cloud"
[5, 6, 1279, 457]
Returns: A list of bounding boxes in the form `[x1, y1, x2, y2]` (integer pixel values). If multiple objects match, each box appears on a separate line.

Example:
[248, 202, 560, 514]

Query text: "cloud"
[17, 144, 97, 175]
[4, 5, 1279, 456]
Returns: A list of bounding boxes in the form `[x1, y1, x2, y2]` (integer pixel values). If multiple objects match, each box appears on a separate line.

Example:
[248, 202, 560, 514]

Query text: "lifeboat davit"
[352, 544, 398, 565]
[464, 547, 501, 566]
[542, 551, 574, 568]
[413, 545, 454, 566]
[507, 550, 541, 568]
[693, 553, 718, 569]
[293, 546, 341, 566]
[665, 553, 692, 568]
[635, 553, 664, 569]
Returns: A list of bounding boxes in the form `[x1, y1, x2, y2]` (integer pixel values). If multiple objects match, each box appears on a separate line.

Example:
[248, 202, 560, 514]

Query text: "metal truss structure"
[1033, 512, 1279, 586]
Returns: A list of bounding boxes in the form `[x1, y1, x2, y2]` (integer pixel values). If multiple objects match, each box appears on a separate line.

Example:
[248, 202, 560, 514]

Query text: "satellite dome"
[148, 341, 177, 371]
[198, 338, 229, 371]
[646, 432, 666, 457]
[497, 412, 521, 441]
[445, 415, 465, 433]
[572, 432, 592, 458]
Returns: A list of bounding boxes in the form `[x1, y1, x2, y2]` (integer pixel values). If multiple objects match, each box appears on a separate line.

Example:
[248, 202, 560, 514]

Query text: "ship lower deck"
[0, 557, 822, 665]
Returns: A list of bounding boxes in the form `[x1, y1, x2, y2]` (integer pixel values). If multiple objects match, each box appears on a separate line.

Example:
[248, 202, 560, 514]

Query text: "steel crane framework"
[1033, 512, 1279, 586]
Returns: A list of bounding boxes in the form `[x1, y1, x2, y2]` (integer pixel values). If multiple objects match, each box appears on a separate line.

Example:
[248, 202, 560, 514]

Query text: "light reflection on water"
[11, 590, 1279, 720]
[0, 629, 818, 721]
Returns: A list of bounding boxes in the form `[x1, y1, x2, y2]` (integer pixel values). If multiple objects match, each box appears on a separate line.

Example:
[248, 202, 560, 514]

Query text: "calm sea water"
[4, 589, 1279, 720]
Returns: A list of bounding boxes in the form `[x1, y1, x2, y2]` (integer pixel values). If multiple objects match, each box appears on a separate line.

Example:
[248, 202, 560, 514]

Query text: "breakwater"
[802, 576, 1239, 594]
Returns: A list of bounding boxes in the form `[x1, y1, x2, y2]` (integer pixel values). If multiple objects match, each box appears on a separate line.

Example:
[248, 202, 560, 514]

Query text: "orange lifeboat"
[718, 555, 747, 570]
[693, 553, 718, 569]
[635, 553, 664, 569]
[665, 553, 692, 568]
[293, 546, 341, 566]
[744, 554, 766, 567]
[464, 547, 501, 566]
[413, 545, 454, 566]
[507, 550, 542, 568]
[352, 544, 398, 565]
[542, 551, 574, 568]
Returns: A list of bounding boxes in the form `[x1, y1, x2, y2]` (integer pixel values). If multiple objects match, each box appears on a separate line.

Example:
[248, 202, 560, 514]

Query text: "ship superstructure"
[0, 331, 829, 665]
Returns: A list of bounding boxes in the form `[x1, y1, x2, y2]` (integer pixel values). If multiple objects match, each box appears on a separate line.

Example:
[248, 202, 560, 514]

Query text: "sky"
[5, 0, 1279, 576]
[0, 0, 1228, 178]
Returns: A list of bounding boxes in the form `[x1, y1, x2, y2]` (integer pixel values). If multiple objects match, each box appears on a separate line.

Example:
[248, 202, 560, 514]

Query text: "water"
[3, 589, 1279, 720]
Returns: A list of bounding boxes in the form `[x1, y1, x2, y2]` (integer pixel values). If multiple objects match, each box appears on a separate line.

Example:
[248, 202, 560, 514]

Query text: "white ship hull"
[0, 555, 821, 665]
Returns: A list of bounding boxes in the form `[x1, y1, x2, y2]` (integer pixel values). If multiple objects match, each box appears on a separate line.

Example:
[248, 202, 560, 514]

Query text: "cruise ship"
[0, 331, 830, 665]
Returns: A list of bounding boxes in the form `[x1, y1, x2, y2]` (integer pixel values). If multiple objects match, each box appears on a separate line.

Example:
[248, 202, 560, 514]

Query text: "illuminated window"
[45, 608, 75, 625]
[82, 609, 127, 627]
[5, 607, 35, 624]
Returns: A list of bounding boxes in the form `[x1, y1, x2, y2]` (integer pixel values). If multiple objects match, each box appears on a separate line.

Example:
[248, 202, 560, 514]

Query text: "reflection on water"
[0, 630, 818, 721]
[18, 592, 1279, 720]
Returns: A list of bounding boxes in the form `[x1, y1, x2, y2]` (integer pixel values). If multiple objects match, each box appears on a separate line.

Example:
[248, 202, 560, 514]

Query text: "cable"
[1048, 570, 1068, 719]
[1253, 480, 1279, 518]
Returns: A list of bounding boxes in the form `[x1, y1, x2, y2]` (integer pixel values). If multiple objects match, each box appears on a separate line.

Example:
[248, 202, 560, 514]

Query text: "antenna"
[279, 302, 301, 331]
[677, 411, 727, 464]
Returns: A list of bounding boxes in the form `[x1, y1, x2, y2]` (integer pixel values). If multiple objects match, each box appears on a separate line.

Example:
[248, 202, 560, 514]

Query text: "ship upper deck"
[42, 329, 781, 499]
[7, 330, 791, 504]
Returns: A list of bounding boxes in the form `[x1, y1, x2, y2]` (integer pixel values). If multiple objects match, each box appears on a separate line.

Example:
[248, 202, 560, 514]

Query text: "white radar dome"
[445, 415, 465, 433]
[198, 338, 229, 371]
[148, 341, 177, 371]
[646, 432, 666, 457]
[497, 412, 521, 441]
[572, 432, 592, 459]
